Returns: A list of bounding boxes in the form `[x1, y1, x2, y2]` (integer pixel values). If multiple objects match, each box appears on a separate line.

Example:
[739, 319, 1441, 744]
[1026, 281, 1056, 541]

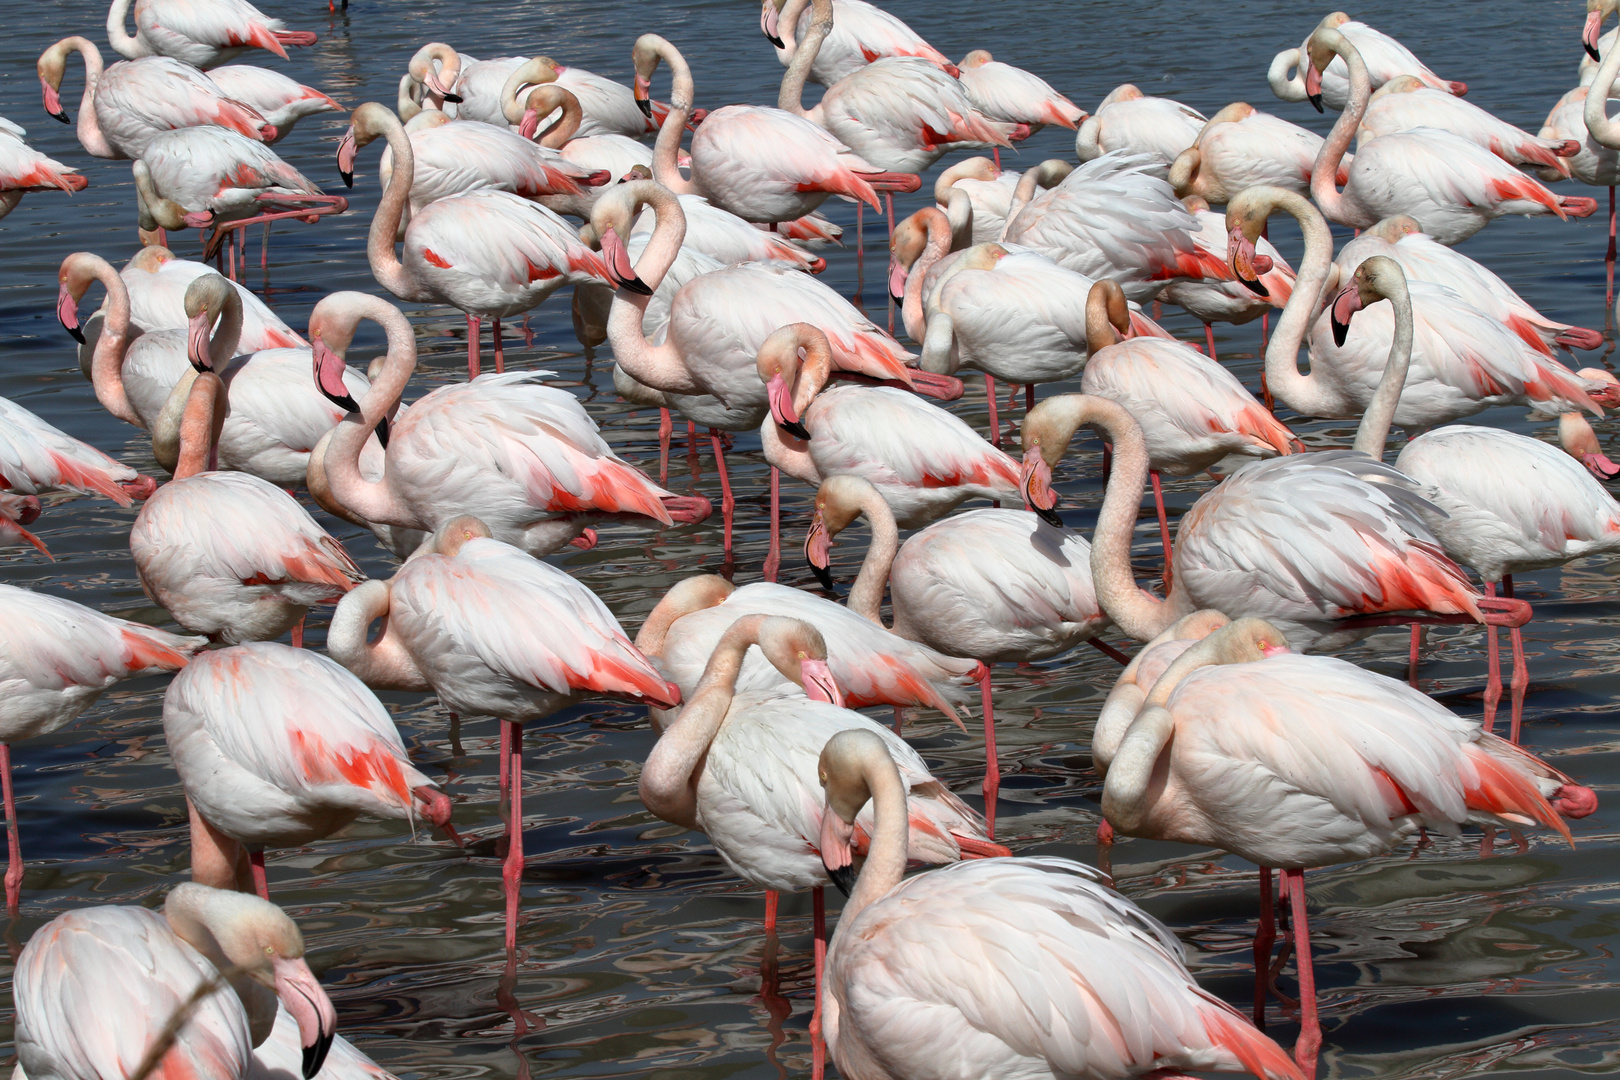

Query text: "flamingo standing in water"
[205, 65, 343, 141]
[14, 884, 337, 1080]
[1268, 11, 1465, 110]
[764, 0, 954, 85]
[1578, 24, 1620, 304]
[328, 515, 678, 950]
[817, 727, 1305, 1080]
[1305, 21, 1594, 243]
[1358, 77, 1579, 175]
[1075, 84, 1205, 166]
[1101, 618, 1594, 1074]
[0, 584, 203, 912]
[310, 290, 707, 556]
[1161, 198, 1294, 361]
[0, 393, 156, 504]
[1537, 79, 1620, 303]
[105, 0, 317, 68]
[0, 118, 86, 220]
[640, 616, 1003, 1045]
[164, 643, 455, 899]
[37, 37, 274, 160]
[955, 50, 1084, 144]
[342, 102, 614, 377]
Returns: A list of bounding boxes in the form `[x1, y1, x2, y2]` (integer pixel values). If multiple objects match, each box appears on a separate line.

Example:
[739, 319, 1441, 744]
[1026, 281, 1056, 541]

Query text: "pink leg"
[498, 714, 511, 801]
[811, 887, 827, 1080]
[1095, 818, 1113, 880]
[504, 720, 524, 953]
[1254, 868, 1275, 1028]
[492, 317, 505, 374]
[686, 421, 698, 459]
[854, 202, 864, 290]
[1608, 186, 1616, 309]
[710, 430, 734, 556]
[764, 889, 779, 935]
[978, 664, 998, 838]
[1150, 471, 1173, 590]
[1408, 624, 1421, 687]
[764, 466, 781, 583]
[885, 193, 896, 336]
[658, 409, 672, 486]
[1285, 868, 1320, 1076]
[1205, 323, 1217, 360]
[1261, 311, 1270, 354]
[1482, 581, 1502, 733]
[985, 373, 1001, 448]
[1, 745, 20, 915]
[892, 705, 904, 735]
[1504, 575, 1527, 743]
[992, 147, 1001, 171]
[227, 228, 237, 281]
[248, 848, 269, 900]
[466, 314, 481, 380]
[290, 616, 305, 649]
[261, 221, 270, 270]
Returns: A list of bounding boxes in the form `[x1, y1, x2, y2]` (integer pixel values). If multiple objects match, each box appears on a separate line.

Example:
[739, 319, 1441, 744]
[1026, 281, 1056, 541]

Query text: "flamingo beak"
[799, 658, 844, 707]
[887, 260, 908, 306]
[312, 338, 360, 413]
[187, 310, 214, 372]
[1587, 9, 1605, 61]
[1585, 452, 1620, 480]
[819, 809, 857, 896]
[633, 75, 654, 119]
[272, 956, 337, 1079]
[805, 510, 835, 590]
[41, 80, 68, 123]
[767, 372, 810, 439]
[336, 127, 357, 188]
[1227, 227, 1269, 297]
[518, 108, 541, 140]
[1020, 448, 1062, 527]
[1328, 284, 1364, 348]
[760, 0, 785, 48]
[424, 70, 462, 104]
[1302, 60, 1325, 112]
[56, 284, 84, 343]
[600, 227, 652, 295]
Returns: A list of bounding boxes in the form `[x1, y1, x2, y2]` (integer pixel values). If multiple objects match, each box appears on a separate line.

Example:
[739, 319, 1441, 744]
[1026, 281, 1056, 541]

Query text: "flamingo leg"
[290, 616, 305, 649]
[492, 317, 504, 374]
[687, 420, 698, 459]
[1259, 365, 1274, 413]
[658, 409, 672, 486]
[1150, 471, 1173, 591]
[978, 663, 998, 838]
[764, 466, 781, 583]
[854, 201, 864, 297]
[992, 147, 1001, 171]
[759, 889, 791, 1031]
[1204, 323, 1218, 360]
[1095, 819, 1113, 881]
[1608, 186, 1616, 309]
[1254, 868, 1275, 1029]
[1505, 575, 1527, 743]
[1482, 581, 1502, 733]
[985, 373, 1001, 448]
[1408, 624, 1422, 687]
[885, 193, 896, 336]
[227, 228, 237, 281]
[892, 705, 904, 735]
[1, 745, 20, 915]
[811, 886, 827, 1080]
[1025, 383, 1034, 413]
[467, 314, 481, 380]
[498, 714, 511, 802]
[261, 221, 271, 270]
[248, 848, 269, 900]
[504, 719, 524, 953]
[710, 429, 734, 557]
[1285, 868, 1321, 1076]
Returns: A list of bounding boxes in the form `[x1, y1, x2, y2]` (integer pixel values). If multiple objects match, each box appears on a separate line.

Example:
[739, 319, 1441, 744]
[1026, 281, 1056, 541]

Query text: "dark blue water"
[1, 1, 1618, 1077]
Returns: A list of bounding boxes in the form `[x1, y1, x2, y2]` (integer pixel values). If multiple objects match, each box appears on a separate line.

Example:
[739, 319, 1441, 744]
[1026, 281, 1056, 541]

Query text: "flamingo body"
[0, 121, 85, 218]
[808, 58, 1006, 174]
[956, 51, 1083, 132]
[1360, 84, 1575, 175]
[55, 50, 271, 160]
[112, 0, 313, 68]
[381, 120, 599, 217]
[770, 0, 952, 85]
[1180, 106, 1329, 201]
[0, 395, 147, 504]
[204, 349, 374, 485]
[1271, 19, 1461, 111]
[688, 105, 886, 223]
[1075, 88, 1204, 165]
[1161, 208, 1293, 325]
[205, 65, 340, 140]
[918, 249, 1093, 384]
[138, 126, 331, 226]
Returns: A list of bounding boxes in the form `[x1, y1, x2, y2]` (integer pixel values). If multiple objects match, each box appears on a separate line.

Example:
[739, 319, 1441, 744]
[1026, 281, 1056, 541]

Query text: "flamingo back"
[0, 395, 141, 503]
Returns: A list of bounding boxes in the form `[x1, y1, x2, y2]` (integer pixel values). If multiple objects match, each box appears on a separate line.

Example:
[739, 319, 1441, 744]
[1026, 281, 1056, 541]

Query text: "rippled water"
[2, 0, 1619, 1077]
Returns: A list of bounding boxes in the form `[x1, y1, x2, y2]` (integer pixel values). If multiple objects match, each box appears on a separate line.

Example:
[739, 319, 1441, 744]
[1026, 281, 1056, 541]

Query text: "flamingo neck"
[367, 112, 421, 301]
[606, 188, 701, 394]
[1310, 31, 1372, 228]
[66, 38, 113, 159]
[104, 0, 145, 59]
[777, 0, 832, 115]
[1258, 188, 1350, 418]
[902, 211, 953, 341]
[1267, 48, 1308, 102]
[650, 43, 697, 195]
[323, 298, 419, 528]
[174, 372, 225, 479]
[847, 490, 900, 627]
[1351, 275, 1414, 457]
[327, 580, 430, 692]
[536, 94, 583, 148]
[86, 261, 140, 426]
[1588, 32, 1620, 146]
[841, 753, 910, 924]
[774, 0, 809, 63]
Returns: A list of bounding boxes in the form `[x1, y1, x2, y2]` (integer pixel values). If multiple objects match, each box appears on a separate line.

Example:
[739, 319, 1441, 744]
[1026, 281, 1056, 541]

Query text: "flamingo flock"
[3, 3, 1619, 1080]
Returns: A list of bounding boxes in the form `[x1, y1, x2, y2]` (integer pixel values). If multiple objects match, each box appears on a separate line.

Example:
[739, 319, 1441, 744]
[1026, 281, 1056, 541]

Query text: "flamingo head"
[804, 506, 835, 590]
[760, 0, 786, 48]
[336, 125, 357, 187]
[800, 658, 843, 707]
[1226, 226, 1273, 297]
[182, 274, 236, 373]
[1303, 27, 1341, 113]
[816, 730, 896, 896]
[1330, 254, 1404, 347]
[56, 281, 83, 343]
[37, 40, 72, 122]
[311, 335, 361, 417]
[598, 227, 652, 295]
[1019, 445, 1062, 527]
[1586, 0, 1613, 61]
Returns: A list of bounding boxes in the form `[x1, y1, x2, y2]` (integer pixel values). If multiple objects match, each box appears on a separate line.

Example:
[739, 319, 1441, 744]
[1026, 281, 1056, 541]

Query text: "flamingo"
[0, 393, 157, 504]
[930, 155, 1070, 246]
[763, 0, 954, 85]
[1001, 151, 1235, 303]
[130, 362, 364, 644]
[1101, 618, 1594, 1074]
[1577, 27, 1620, 304]
[1359, 76, 1579, 175]
[205, 65, 343, 141]
[0, 585, 203, 912]
[1305, 23, 1594, 243]
[1080, 279, 1298, 581]
[955, 50, 1084, 143]
[394, 42, 466, 122]
[14, 884, 337, 1080]
[635, 32, 919, 232]
[0, 494, 47, 557]
[131, 126, 347, 272]
[453, 54, 674, 139]
[164, 642, 455, 899]
[106, 0, 317, 69]
[341, 102, 615, 377]
[816, 727, 1305, 1080]
[328, 516, 677, 948]
[1161, 199, 1294, 359]
[310, 290, 707, 556]
[1268, 11, 1465, 111]
[1226, 186, 1603, 429]
[1075, 84, 1205, 166]
[639, 615, 1003, 1043]
[37, 36, 273, 160]
[1334, 216, 1604, 356]
[1168, 102, 1336, 203]
[593, 179, 938, 554]
[0, 118, 86, 220]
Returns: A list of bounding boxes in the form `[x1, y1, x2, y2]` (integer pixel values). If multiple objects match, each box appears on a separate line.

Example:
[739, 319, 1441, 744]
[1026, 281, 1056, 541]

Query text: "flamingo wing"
[0, 130, 84, 193]
[0, 395, 142, 503]
[407, 189, 611, 293]
[959, 60, 1083, 128]
[97, 58, 269, 146]
[135, 0, 297, 60]
[553, 65, 657, 139]
[205, 65, 341, 128]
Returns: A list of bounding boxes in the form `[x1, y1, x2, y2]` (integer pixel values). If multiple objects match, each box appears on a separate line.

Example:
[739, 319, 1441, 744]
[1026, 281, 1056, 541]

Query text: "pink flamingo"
[0, 118, 86, 220]
[0, 494, 47, 557]
[956, 50, 1084, 143]
[1101, 618, 1594, 1074]
[130, 365, 364, 644]
[764, 0, 954, 85]
[1002, 151, 1236, 303]
[394, 42, 466, 121]
[0, 393, 157, 504]
[1269, 12, 1465, 110]
[929, 155, 1071, 246]
[205, 65, 343, 142]
[1360, 76, 1578, 175]
[106, 0, 317, 69]
[0, 584, 203, 912]
[37, 37, 273, 160]
[1306, 23, 1594, 243]
[817, 727, 1304, 1080]
[1075, 84, 1206, 165]
[14, 884, 337, 1080]
[1577, 28, 1620, 303]
[640, 616, 1003, 1048]
[164, 642, 456, 899]
[1537, 81, 1620, 302]
[328, 515, 677, 950]
[311, 290, 706, 556]
[342, 102, 614, 377]
[452, 54, 675, 139]
[1169, 102, 1339, 202]
[1161, 199, 1294, 360]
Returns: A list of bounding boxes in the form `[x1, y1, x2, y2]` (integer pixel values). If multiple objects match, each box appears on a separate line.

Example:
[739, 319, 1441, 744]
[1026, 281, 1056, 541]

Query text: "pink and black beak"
[805, 510, 836, 590]
[42, 80, 68, 123]
[1020, 446, 1063, 528]
[760, 0, 786, 48]
[312, 335, 385, 444]
[1587, 9, 1605, 61]
[766, 371, 811, 440]
[424, 69, 462, 105]
[634, 74, 654, 120]
[819, 810, 857, 896]
[1302, 58, 1325, 113]
[336, 126, 357, 188]
[1328, 283, 1364, 347]
[800, 657, 844, 707]
[600, 227, 653, 295]
[271, 955, 336, 1078]
[1227, 227, 1272, 297]
[888, 260, 908, 307]
[56, 284, 83, 343]
[187, 309, 215, 373]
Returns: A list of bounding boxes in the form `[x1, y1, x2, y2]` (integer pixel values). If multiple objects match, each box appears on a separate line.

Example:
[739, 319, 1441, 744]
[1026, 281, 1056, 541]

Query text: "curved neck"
[775, 0, 809, 61]
[60, 38, 112, 158]
[105, 0, 144, 58]
[207, 287, 244, 369]
[322, 298, 419, 528]
[1310, 31, 1370, 226]
[1589, 32, 1620, 146]
[847, 490, 900, 626]
[605, 185, 701, 394]
[174, 372, 225, 478]
[85, 260, 140, 426]
[777, 0, 832, 115]
[1351, 278, 1414, 457]
[841, 754, 910, 925]
[902, 210, 953, 341]
[1085, 286, 1124, 355]
[1267, 48, 1307, 102]
[535, 91, 583, 147]
[327, 581, 430, 692]
[365, 112, 419, 300]
[133, 161, 188, 230]
[650, 43, 697, 195]
[1257, 189, 1346, 417]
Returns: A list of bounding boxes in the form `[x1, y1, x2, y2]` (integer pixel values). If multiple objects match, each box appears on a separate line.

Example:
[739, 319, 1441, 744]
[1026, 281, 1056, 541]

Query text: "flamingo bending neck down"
[106, 0, 317, 69]
[765, 0, 956, 86]
[1581, 13, 1620, 303]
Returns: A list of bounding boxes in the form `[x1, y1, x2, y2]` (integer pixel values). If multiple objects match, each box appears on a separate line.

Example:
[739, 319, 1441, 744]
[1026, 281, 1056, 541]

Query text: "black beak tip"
[620, 275, 654, 297]
[442, 91, 463, 104]
[765, 31, 785, 48]
[1331, 317, 1349, 348]
[50, 110, 69, 124]
[1240, 274, 1269, 298]
[809, 562, 836, 590]
[1034, 504, 1063, 528]
[375, 415, 391, 449]
[1588, 41, 1604, 60]
[302, 1030, 334, 1079]
[780, 419, 811, 440]
[1308, 93, 1324, 113]
[889, 290, 904, 306]
[636, 98, 653, 119]
[825, 862, 856, 897]
[63, 322, 85, 344]
[339, 170, 353, 189]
